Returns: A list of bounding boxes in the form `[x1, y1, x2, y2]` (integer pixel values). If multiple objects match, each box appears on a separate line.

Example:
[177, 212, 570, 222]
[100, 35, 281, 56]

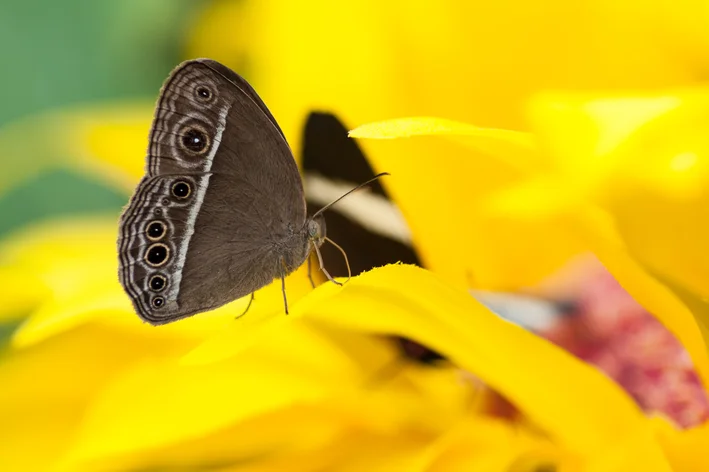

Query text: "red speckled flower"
[543, 258, 709, 429]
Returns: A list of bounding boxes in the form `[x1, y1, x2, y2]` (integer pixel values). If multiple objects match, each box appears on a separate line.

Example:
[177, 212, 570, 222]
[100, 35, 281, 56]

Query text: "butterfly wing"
[118, 59, 307, 325]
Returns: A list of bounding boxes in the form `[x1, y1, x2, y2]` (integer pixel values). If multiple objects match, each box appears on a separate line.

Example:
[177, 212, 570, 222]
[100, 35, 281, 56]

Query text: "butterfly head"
[307, 215, 326, 248]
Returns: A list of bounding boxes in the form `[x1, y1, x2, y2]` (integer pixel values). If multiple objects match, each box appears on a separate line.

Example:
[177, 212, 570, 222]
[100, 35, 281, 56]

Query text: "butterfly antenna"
[311, 172, 390, 219]
[324, 236, 351, 283]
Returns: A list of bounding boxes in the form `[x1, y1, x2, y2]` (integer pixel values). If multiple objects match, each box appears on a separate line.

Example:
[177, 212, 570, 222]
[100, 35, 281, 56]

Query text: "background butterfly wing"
[119, 59, 307, 324]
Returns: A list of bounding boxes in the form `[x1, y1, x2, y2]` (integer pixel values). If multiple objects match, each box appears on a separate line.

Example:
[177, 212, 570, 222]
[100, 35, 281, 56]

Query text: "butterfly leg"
[307, 254, 316, 288]
[312, 242, 342, 286]
[324, 237, 351, 283]
[235, 292, 255, 320]
[280, 257, 289, 314]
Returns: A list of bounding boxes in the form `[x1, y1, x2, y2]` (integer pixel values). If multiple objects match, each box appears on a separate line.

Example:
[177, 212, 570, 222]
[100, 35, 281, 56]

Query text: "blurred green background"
[0, 0, 206, 237]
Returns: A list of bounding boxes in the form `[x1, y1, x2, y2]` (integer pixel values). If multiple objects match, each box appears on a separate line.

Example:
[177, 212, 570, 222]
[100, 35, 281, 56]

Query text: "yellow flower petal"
[653, 417, 709, 472]
[532, 89, 709, 305]
[350, 116, 546, 174]
[80, 365, 484, 471]
[10, 285, 237, 351]
[0, 267, 48, 322]
[80, 105, 152, 188]
[348, 116, 535, 149]
[12, 288, 132, 348]
[0, 217, 124, 333]
[529, 91, 683, 177]
[415, 417, 563, 472]
[56, 320, 461, 469]
[0, 322, 204, 471]
[346, 122, 580, 289]
[481, 174, 587, 219]
[0, 103, 151, 199]
[293, 264, 666, 462]
[57, 355, 335, 469]
[604, 112, 709, 307]
[67, 404, 424, 472]
[646, 271, 709, 356]
[180, 263, 316, 365]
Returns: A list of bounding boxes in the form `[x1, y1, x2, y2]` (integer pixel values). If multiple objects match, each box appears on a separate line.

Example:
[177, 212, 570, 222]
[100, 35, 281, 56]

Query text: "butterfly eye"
[149, 274, 167, 292]
[152, 296, 165, 308]
[181, 128, 209, 154]
[145, 243, 170, 267]
[146, 221, 166, 240]
[195, 86, 212, 101]
[171, 181, 191, 199]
